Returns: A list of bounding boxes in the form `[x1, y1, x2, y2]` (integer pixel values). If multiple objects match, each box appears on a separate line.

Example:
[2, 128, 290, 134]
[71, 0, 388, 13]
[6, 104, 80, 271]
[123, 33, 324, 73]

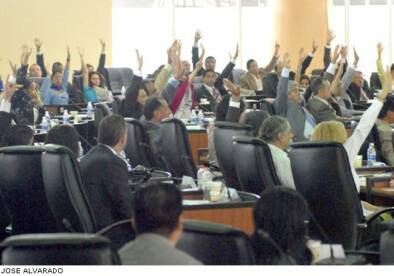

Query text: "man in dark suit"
[195, 69, 222, 112]
[80, 114, 134, 249]
[141, 96, 171, 143]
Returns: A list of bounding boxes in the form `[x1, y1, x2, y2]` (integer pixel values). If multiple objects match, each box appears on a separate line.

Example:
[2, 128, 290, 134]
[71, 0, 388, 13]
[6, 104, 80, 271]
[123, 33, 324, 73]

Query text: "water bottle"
[197, 167, 213, 200]
[191, 109, 198, 124]
[87, 102, 94, 117]
[367, 143, 376, 167]
[197, 109, 204, 125]
[121, 86, 126, 97]
[78, 141, 84, 159]
[63, 110, 70, 125]
[40, 115, 49, 132]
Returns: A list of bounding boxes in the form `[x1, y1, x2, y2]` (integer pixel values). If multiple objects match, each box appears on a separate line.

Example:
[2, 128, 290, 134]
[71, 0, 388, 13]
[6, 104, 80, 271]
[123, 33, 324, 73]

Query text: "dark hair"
[205, 56, 216, 63]
[134, 183, 182, 235]
[120, 76, 144, 119]
[88, 71, 102, 88]
[50, 70, 63, 80]
[2, 125, 33, 146]
[202, 69, 216, 78]
[98, 114, 126, 147]
[240, 110, 270, 136]
[22, 79, 34, 91]
[144, 97, 166, 120]
[378, 95, 394, 119]
[310, 77, 326, 95]
[391, 64, 394, 72]
[300, 75, 311, 84]
[45, 125, 80, 157]
[52, 62, 63, 74]
[246, 59, 256, 70]
[252, 187, 312, 265]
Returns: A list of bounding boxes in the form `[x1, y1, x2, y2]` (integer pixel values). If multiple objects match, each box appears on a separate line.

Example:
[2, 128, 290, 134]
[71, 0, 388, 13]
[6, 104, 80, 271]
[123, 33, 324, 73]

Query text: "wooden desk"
[182, 201, 255, 234]
[187, 126, 208, 166]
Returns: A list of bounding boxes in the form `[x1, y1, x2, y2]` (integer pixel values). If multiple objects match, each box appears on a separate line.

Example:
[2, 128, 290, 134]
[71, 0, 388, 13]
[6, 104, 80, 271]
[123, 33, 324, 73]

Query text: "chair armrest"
[365, 207, 394, 225]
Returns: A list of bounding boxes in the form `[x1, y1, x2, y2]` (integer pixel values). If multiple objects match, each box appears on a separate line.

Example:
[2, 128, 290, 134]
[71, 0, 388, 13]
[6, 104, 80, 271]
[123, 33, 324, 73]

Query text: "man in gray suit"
[119, 183, 202, 265]
[274, 56, 316, 142]
[307, 77, 339, 124]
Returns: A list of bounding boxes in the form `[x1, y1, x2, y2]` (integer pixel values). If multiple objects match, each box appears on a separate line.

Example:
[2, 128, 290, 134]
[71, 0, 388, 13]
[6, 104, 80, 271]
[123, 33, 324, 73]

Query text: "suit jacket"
[376, 119, 394, 166]
[215, 94, 245, 123]
[80, 144, 134, 248]
[119, 233, 202, 265]
[195, 85, 217, 112]
[306, 97, 338, 123]
[274, 75, 314, 142]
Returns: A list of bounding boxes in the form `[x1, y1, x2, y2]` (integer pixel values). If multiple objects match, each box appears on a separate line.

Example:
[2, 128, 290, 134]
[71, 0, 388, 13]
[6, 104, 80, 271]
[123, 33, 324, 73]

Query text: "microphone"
[257, 229, 297, 265]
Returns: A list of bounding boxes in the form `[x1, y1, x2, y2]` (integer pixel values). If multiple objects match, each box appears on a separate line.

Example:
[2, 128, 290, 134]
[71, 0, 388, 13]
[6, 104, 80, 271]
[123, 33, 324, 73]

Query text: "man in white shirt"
[259, 115, 296, 190]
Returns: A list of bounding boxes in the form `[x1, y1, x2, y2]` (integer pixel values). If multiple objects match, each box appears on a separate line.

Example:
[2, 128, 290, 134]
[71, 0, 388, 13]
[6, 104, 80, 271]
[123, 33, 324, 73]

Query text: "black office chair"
[94, 102, 113, 135]
[41, 145, 135, 250]
[111, 97, 122, 114]
[1, 233, 117, 265]
[262, 73, 278, 98]
[176, 220, 255, 265]
[233, 136, 282, 194]
[380, 228, 394, 264]
[0, 146, 62, 234]
[214, 122, 254, 190]
[124, 118, 156, 168]
[104, 67, 134, 94]
[289, 142, 394, 250]
[156, 118, 197, 178]
[370, 72, 382, 91]
[41, 145, 97, 233]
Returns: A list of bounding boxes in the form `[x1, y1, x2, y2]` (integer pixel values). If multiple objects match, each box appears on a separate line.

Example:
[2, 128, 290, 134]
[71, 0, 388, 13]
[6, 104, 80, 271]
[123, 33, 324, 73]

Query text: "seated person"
[251, 187, 312, 265]
[45, 125, 81, 158]
[239, 110, 270, 136]
[259, 116, 296, 190]
[141, 96, 171, 143]
[306, 77, 339, 123]
[119, 75, 147, 119]
[119, 183, 202, 265]
[299, 75, 311, 92]
[40, 48, 70, 105]
[78, 48, 113, 103]
[80, 114, 134, 249]
[2, 125, 34, 146]
[376, 96, 394, 166]
[195, 69, 221, 112]
[274, 55, 316, 142]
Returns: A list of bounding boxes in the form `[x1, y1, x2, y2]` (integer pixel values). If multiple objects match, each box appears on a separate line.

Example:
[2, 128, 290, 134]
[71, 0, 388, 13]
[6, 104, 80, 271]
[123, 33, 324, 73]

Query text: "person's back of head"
[134, 183, 182, 242]
[239, 110, 270, 136]
[98, 114, 127, 151]
[378, 95, 394, 122]
[310, 77, 330, 98]
[310, 120, 347, 144]
[2, 125, 34, 147]
[45, 125, 80, 157]
[259, 115, 292, 149]
[252, 187, 311, 265]
[143, 96, 170, 123]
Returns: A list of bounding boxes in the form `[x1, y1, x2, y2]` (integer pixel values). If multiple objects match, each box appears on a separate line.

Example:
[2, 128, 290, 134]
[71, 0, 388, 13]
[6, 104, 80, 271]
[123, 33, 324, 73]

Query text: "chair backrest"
[262, 72, 278, 98]
[214, 122, 254, 190]
[104, 67, 134, 94]
[0, 146, 60, 234]
[41, 145, 97, 233]
[111, 97, 122, 114]
[359, 124, 387, 163]
[1, 233, 116, 265]
[176, 220, 255, 265]
[288, 142, 364, 249]
[233, 136, 282, 194]
[156, 118, 197, 178]
[370, 72, 382, 90]
[380, 230, 394, 264]
[94, 102, 113, 134]
[124, 119, 156, 168]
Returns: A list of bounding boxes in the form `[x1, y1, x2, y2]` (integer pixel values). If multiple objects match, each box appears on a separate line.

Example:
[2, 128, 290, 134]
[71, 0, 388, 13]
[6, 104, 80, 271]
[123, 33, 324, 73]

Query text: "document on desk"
[183, 200, 211, 205]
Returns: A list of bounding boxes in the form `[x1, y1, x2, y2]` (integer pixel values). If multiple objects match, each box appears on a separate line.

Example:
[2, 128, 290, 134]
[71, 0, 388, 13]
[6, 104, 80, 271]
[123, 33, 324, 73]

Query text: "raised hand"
[194, 30, 203, 44]
[21, 44, 32, 65]
[353, 47, 359, 67]
[229, 43, 239, 61]
[3, 75, 17, 101]
[67, 46, 71, 60]
[99, 39, 106, 53]
[377, 42, 384, 57]
[327, 30, 336, 46]
[199, 43, 205, 63]
[378, 66, 393, 101]
[274, 41, 280, 57]
[8, 60, 17, 76]
[340, 46, 348, 60]
[282, 53, 291, 68]
[223, 78, 241, 101]
[136, 49, 143, 71]
[77, 47, 85, 58]
[298, 48, 307, 64]
[312, 39, 319, 54]
[331, 44, 341, 64]
[34, 38, 42, 52]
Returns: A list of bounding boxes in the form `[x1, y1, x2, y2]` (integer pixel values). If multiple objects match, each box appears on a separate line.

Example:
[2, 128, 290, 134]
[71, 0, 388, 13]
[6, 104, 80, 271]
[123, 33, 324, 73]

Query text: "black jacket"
[80, 144, 134, 249]
[195, 85, 218, 112]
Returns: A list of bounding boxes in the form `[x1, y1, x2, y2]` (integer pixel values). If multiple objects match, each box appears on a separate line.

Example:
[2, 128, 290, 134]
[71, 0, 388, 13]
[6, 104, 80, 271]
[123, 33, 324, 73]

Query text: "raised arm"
[62, 47, 71, 89]
[192, 31, 203, 69]
[295, 48, 307, 83]
[376, 43, 386, 86]
[16, 45, 32, 84]
[323, 44, 340, 83]
[301, 40, 319, 75]
[223, 78, 242, 122]
[274, 53, 291, 116]
[324, 30, 335, 70]
[35, 38, 47, 77]
[78, 47, 89, 88]
[97, 39, 106, 75]
[340, 47, 358, 94]
[261, 41, 280, 73]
